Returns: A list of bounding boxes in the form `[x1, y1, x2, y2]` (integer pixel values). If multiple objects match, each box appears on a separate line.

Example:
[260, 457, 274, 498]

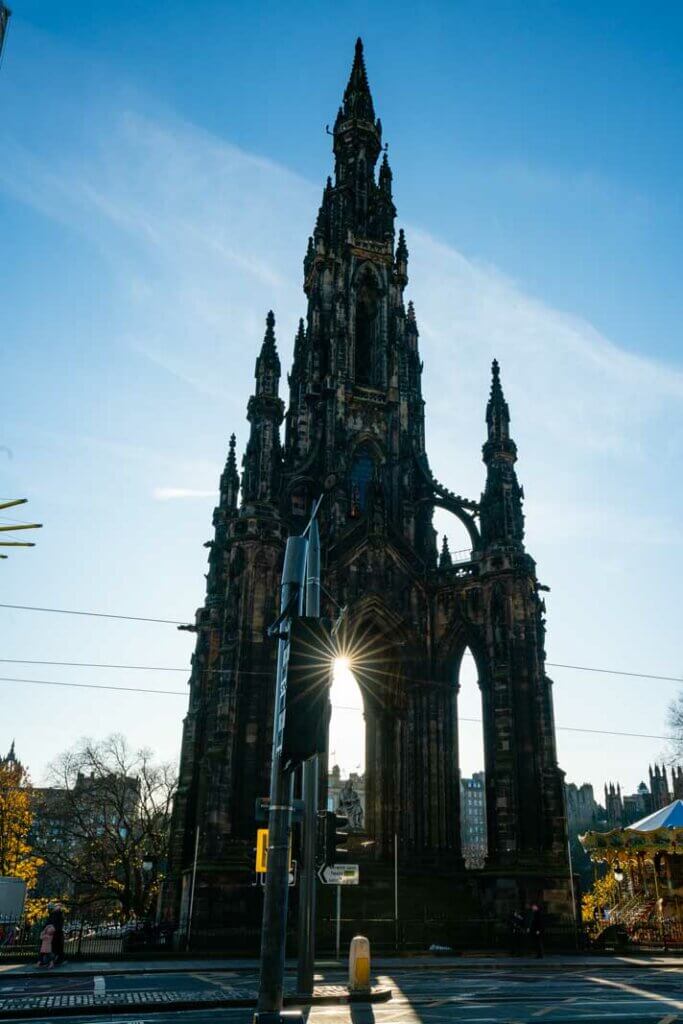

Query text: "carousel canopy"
[626, 800, 683, 832]
[580, 799, 683, 861]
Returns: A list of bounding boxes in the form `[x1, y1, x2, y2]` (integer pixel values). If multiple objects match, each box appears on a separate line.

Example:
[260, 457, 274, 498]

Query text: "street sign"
[317, 863, 359, 886]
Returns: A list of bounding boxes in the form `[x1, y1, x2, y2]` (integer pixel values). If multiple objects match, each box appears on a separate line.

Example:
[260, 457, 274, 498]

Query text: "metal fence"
[0, 917, 174, 963]
[4, 912, 680, 962]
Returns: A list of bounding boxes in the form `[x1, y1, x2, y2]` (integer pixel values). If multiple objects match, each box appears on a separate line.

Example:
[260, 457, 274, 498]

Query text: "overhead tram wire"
[0, 598, 187, 622]
[1, 603, 683, 686]
[0, 674, 676, 743]
[0, 655, 682, 688]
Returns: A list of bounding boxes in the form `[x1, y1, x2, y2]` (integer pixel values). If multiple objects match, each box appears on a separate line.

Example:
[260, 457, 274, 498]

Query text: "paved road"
[2, 962, 683, 1022]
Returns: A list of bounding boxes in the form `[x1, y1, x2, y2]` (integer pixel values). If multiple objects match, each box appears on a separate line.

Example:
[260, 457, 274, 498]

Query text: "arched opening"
[327, 657, 366, 833]
[349, 449, 375, 518]
[434, 508, 475, 566]
[457, 647, 487, 869]
[354, 270, 380, 386]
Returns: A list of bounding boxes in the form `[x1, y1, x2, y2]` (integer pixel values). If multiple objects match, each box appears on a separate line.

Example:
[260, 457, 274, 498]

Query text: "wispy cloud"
[2, 79, 682, 792]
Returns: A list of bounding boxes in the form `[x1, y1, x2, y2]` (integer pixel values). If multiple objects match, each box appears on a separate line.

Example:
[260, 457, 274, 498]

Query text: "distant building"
[566, 782, 600, 832]
[622, 782, 651, 825]
[460, 772, 487, 868]
[650, 764, 672, 811]
[601, 765, 680, 831]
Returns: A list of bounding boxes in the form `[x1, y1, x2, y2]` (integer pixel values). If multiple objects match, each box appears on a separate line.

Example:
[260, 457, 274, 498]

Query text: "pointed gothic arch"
[352, 263, 384, 387]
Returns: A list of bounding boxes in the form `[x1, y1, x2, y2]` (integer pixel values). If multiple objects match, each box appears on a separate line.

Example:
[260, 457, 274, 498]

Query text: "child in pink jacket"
[37, 923, 55, 968]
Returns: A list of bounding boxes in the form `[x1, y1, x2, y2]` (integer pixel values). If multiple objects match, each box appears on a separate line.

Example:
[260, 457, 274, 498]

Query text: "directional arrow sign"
[318, 863, 359, 885]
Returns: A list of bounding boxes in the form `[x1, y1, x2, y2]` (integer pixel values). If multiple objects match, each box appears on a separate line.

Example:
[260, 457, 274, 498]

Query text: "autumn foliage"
[0, 757, 42, 893]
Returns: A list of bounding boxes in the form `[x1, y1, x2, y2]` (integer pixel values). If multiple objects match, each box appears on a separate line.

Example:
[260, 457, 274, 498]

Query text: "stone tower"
[164, 39, 571, 939]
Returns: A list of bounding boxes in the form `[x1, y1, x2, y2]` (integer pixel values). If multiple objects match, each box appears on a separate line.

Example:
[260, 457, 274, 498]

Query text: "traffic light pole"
[255, 536, 308, 1024]
[296, 515, 320, 996]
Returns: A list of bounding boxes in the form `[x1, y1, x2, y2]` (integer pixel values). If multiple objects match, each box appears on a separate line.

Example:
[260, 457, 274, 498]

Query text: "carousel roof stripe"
[625, 799, 683, 832]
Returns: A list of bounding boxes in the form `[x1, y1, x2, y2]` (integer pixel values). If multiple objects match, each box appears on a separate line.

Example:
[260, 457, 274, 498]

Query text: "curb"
[1, 956, 679, 979]
[0, 987, 392, 1020]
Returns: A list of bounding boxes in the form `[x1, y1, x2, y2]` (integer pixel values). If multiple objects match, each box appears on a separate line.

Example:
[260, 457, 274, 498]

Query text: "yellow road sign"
[255, 829, 292, 874]
[256, 829, 269, 873]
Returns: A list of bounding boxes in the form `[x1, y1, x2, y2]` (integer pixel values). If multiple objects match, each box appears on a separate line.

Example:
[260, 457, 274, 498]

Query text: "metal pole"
[566, 835, 579, 948]
[186, 826, 200, 950]
[394, 832, 399, 952]
[297, 515, 321, 996]
[256, 536, 308, 1021]
[335, 885, 341, 961]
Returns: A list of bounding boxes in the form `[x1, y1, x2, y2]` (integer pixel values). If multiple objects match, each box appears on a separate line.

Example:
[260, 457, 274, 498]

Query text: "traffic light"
[281, 617, 332, 773]
[324, 810, 349, 866]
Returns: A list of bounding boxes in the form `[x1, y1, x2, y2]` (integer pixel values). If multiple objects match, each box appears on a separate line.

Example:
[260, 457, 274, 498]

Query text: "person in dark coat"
[49, 907, 65, 967]
[509, 910, 525, 955]
[528, 903, 544, 958]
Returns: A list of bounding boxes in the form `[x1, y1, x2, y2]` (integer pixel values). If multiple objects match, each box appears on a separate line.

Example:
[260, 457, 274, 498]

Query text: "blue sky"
[1, 1, 682, 799]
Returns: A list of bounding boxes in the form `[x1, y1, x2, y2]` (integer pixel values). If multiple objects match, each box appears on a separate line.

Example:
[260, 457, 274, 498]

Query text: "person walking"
[509, 909, 525, 955]
[528, 903, 544, 958]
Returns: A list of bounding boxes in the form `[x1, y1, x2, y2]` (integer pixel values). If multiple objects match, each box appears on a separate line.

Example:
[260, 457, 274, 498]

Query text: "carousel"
[580, 799, 683, 945]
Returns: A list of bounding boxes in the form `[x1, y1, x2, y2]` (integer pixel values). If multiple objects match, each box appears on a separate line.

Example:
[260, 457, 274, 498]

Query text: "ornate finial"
[262, 310, 277, 353]
[228, 433, 236, 462]
[396, 227, 408, 263]
[256, 310, 280, 378]
[488, 359, 507, 411]
[406, 300, 418, 334]
[439, 535, 452, 569]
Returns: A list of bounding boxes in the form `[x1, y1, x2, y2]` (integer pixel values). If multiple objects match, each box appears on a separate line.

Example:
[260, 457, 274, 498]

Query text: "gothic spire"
[486, 358, 512, 446]
[254, 310, 281, 397]
[219, 433, 240, 513]
[480, 360, 525, 548]
[242, 312, 284, 507]
[439, 535, 452, 569]
[379, 151, 392, 193]
[343, 37, 375, 122]
[396, 228, 409, 284]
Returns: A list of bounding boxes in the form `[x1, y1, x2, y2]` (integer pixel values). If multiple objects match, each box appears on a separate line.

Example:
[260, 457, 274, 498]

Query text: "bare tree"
[667, 695, 683, 761]
[33, 735, 177, 919]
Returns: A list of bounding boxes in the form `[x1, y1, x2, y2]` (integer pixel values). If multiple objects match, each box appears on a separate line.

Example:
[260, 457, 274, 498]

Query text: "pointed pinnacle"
[489, 358, 505, 400]
[228, 433, 237, 464]
[343, 36, 375, 120]
[397, 227, 408, 260]
[259, 310, 279, 367]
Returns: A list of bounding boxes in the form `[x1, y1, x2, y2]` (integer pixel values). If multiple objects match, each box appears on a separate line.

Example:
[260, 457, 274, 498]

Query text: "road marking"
[587, 975, 683, 1012]
[93, 975, 106, 995]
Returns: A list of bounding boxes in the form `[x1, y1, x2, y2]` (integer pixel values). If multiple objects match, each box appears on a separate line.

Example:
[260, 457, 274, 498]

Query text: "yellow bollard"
[348, 935, 371, 994]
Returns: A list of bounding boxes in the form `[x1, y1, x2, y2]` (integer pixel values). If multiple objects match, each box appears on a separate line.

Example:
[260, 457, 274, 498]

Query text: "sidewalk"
[1, 952, 682, 977]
